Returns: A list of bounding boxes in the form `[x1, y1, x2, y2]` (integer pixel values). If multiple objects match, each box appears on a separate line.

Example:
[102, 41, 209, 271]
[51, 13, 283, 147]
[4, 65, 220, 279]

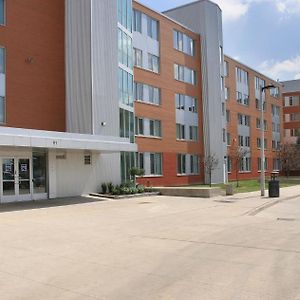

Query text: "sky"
[139, 0, 300, 81]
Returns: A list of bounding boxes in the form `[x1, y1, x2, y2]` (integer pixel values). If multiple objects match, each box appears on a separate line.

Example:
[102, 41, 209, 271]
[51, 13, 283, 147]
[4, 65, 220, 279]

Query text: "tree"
[231, 146, 250, 187]
[129, 167, 145, 185]
[278, 143, 300, 178]
[204, 154, 219, 187]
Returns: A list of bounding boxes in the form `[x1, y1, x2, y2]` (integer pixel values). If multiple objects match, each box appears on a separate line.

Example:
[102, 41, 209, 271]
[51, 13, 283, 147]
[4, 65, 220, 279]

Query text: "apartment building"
[133, 0, 227, 186]
[0, 0, 136, 203]
[132, 1, 204, 186]
[282, 79, 300, 143]
[224, 55, 283, 180]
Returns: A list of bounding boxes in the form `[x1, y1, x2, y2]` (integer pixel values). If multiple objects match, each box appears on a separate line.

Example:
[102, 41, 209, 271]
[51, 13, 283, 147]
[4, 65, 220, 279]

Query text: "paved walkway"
[0, 186, 300, 299]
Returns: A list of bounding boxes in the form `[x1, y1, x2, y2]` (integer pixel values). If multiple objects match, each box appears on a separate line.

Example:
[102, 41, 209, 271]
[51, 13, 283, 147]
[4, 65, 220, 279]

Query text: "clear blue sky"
[139, 0, 300, 81]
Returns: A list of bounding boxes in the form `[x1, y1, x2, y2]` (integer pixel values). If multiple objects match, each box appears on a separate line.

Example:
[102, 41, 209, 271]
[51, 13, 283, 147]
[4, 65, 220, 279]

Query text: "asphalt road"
[0, 187, 300, 299]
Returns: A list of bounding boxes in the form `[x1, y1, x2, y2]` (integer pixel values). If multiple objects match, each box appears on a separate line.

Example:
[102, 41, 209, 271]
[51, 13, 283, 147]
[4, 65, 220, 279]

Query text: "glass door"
[1, 157, 33, 203]
[18, 158, 31, 201]
[2, 158, 16, 201]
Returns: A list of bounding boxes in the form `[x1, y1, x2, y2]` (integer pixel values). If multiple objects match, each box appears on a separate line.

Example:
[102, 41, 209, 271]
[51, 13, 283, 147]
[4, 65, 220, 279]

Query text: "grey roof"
[281, 79, 300, 93]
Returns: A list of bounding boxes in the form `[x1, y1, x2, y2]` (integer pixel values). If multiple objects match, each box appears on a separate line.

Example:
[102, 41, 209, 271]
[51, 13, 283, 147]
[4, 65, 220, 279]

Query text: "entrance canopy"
[0, 127, 137, 153]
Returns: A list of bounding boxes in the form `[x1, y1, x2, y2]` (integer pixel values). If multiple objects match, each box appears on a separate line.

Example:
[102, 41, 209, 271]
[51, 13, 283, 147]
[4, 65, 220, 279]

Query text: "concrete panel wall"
[91, 0, 120, 136]
[54, 150, 121, 198]
[65, 0, 92, 134]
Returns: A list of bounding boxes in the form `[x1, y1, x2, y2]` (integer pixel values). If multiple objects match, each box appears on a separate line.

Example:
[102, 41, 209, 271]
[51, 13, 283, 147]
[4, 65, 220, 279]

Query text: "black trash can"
[269, 180, 280, 198]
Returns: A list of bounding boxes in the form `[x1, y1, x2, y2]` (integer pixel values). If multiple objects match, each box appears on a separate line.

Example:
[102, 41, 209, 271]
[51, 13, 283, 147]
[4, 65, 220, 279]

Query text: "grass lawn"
[197, 178, 300, 194]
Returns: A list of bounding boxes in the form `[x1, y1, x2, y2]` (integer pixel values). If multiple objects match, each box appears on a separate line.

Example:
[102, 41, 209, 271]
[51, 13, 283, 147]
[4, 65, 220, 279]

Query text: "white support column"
[48, 149, 57, 199]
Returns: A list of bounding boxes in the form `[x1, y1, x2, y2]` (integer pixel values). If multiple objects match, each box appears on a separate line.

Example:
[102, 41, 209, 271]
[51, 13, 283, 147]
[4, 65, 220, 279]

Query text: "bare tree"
[204, 154, 219, 187]
[278, 143, 300, 178]
[230, 146, 250, 187]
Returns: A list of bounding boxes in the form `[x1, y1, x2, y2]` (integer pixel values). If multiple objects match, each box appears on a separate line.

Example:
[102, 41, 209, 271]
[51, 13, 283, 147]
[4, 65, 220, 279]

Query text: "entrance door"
[1, 158, 32, 203]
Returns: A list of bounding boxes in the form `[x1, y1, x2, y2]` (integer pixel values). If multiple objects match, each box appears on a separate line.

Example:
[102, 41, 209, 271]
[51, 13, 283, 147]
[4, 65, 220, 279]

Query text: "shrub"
[107, 182, 114, 194]
[145, 187, 153, 193]
[111, 185, 121, 195]
[120, 186, 131, 195]
[137, 185, 145, 193]
[101, 183, 107, 194]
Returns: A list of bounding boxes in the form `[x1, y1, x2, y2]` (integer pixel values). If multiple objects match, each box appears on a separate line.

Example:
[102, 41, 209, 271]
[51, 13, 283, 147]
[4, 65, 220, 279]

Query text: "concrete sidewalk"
[0, 186, 300, 299]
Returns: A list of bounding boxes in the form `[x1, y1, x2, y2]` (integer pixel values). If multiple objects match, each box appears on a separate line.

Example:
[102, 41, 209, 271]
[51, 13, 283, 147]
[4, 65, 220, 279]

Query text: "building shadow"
[0, 196, 107, 213]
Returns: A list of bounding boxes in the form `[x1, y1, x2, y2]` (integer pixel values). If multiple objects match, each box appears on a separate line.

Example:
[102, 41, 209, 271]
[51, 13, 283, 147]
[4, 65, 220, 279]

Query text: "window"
[227, 133, 231, 146]
[134, 82, 161, 105]
[175, 94, 185, 110]
[224, 61, 229, 77]
[227, 157, 232, 173]
[257, 138, 261, 148]
[270, 86, 279, 98]
[239, 157, 251, 172]
[176, 124, 185, 140]
[0, 96, 4, 123]
[149, 120, 161, 137]
[134, 48, 143, 68]
[133, 9, 142, 33]
[135, 117, 144, 135]
[173, 30, 195, 56]
[223, 129, 226, 143]
[177, 154, 186, 174]
[236, 91, 242, 104]
[256, 118, 261, 129]
[256, 98, 266, 111]
[190, 155, 200, 174]
[174, 64, 196, 85]
[147, 16, 159, 40]
[273, 158, 280, 171]
[236, 67, 248, 85]
[258, 157, 268, 171]
[225, 87, 229, 100]
[226, 110, 230, 123]
[119, 108, 134, 143]
[0, 0, 4, 25]
[245, 136, 250, 147]
[136, 152, 144, 170]
[148, 53, 159, 73]
[118, 30, 133, 68]
[0, 47, 4, 74]
[117, 0, 132, 32]
[238, 114, 243, 125]
[84, 154, 92, 165]
[188, 97, 198, 113]
[118, 68, 133, 107]
[255, 76, 265, 90]
[238, 135, 243, 146]
[189, 126, 198, 141]
[237, 114, 250, 127]
[244, 115, 250, 127]
[150, 153, 162, 175]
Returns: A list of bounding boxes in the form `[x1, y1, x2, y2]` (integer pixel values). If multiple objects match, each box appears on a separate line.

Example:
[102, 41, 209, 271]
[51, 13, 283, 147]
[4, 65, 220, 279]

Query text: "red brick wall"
[0, 0, 65, 131]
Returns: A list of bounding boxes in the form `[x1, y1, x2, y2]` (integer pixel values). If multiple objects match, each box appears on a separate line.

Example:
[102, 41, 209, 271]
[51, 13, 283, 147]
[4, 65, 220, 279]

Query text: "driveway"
[1, 187, 300, 299]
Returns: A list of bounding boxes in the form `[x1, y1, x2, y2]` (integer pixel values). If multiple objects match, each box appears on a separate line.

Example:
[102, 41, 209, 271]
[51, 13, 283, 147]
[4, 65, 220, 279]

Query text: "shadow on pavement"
[0, 196, 107, 213]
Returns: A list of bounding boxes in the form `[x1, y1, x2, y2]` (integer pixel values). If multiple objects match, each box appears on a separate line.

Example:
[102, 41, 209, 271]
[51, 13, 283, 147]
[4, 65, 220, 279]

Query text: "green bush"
[137, 185, 145, 193]
[145, 187, 153, 193]
[107, 182, 114, 194]
[111, 185, 121, 195]
[101, 183, 107, 194]
[120, 186, 131, 195]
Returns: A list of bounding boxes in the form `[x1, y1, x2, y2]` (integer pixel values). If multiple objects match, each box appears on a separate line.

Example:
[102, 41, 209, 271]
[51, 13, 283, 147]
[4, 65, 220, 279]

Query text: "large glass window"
[133, 9, 142, 33]
[121, 152, 135, 183]
[133, 48, 143, 68]
[177, 154, 186, 175]
[176, 124, 185, 140]
[173, 30, 194, 56]
[0, 0, 4, 25]
[147, 16, 159, 40]
[174, 64, 196, 85]
[150, 153, 162, 175]
[190, 155, 200, 175]
[120, 108, 134, 143]
[33, 152, 47, 194]
[149, 120, 161, 137]
[118, 29, 132, 68]
[117, 0, 132, 32]
[189, 126, 198, 141]
[148, 53, 159, 73]
[134, 82, 160, 105]
[118, 68, 133, 107]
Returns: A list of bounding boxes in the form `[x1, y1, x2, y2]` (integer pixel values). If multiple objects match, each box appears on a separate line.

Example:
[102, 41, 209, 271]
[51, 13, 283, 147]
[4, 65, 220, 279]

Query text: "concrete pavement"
[0, 186, 300, 299]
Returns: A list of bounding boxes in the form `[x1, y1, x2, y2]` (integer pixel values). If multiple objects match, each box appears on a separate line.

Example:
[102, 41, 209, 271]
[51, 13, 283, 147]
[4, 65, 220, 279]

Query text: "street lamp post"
[260, 84, 276, 197]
